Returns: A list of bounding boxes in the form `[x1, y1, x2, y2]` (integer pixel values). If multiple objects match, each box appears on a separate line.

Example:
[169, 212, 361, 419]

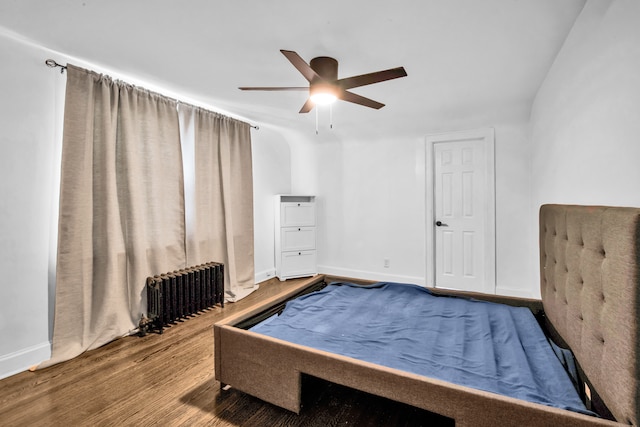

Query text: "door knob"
[435, 220, 449, 227]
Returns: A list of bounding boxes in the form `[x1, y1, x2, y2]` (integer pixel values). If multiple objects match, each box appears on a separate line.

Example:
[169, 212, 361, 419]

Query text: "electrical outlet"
[384, 258, 390, 268]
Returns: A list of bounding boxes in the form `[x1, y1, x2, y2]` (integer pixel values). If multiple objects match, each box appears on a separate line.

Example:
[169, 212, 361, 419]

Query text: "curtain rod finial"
[45, 59, 67, 73]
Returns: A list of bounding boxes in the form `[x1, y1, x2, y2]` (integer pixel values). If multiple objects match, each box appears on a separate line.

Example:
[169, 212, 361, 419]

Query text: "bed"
[214, 205, 640, 426]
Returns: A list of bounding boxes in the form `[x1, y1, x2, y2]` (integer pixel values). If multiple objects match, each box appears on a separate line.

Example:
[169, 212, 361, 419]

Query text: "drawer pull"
[298, 252, 301, 255]
[298, 228, 301, 231]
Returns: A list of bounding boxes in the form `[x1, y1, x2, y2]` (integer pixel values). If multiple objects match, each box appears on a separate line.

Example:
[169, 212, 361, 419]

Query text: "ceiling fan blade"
[280, 50, 322, 83]
[238, 86, 308, 91]
[336, 67, 407, 90]
[299, 98, 315, 114]
[339, 90, 385, 109]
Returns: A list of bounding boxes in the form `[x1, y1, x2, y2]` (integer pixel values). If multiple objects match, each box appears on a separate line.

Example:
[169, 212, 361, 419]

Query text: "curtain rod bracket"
[45, 59, 67, 73]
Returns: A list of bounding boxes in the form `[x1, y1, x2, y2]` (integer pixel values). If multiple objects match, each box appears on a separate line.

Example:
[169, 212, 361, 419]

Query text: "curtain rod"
[44, 58, 259, 130]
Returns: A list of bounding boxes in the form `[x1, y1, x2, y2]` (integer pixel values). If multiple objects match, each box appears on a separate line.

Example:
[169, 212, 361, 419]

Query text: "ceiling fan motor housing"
[310, 56, 338, 81]
[309, 56, 339, 98]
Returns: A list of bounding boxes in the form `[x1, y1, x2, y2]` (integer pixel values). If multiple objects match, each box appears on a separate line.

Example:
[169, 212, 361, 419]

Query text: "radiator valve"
[138, 314, 152, 337]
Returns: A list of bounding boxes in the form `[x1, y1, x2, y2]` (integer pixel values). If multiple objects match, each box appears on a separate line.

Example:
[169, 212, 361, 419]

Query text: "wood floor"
[0, 277, 453, 427]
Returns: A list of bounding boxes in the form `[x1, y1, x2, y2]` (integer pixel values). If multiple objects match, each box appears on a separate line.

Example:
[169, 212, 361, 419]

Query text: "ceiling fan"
[239, 50, 407, 113]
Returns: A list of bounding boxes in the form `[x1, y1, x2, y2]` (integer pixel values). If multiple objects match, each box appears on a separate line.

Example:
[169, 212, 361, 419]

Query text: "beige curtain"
[40, 65, 186, 368]
[178, 104, 256, 301]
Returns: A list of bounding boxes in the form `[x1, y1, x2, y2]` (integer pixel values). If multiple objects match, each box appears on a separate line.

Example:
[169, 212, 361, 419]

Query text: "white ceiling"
[0, 0, 586, 138]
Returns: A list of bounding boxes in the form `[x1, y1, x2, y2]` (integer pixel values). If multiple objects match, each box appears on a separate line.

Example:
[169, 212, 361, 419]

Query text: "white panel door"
[428, 129, 495, 294]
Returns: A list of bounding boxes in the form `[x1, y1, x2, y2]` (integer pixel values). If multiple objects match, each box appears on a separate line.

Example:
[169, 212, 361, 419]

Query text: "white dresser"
[274, 195, 316, 281]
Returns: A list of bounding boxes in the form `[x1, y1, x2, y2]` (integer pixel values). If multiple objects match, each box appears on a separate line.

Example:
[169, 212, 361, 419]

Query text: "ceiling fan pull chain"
[330, 104, 333, 130]
[316, 106, 319, 135]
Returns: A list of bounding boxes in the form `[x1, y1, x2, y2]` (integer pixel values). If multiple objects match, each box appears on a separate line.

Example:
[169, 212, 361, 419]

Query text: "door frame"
[425, 128, 496, 292]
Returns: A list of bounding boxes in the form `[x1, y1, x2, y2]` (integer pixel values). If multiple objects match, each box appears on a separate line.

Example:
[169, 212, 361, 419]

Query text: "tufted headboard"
[540, 205, 640, 425]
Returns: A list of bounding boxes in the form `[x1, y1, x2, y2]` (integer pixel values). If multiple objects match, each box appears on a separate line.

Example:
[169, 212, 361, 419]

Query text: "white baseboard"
[495, 286, 535, 299]
[317, 266, 536, 299]
[317, 265, 425, 286]
[0, 341, 51, 380]
[255, 268, 276, 284]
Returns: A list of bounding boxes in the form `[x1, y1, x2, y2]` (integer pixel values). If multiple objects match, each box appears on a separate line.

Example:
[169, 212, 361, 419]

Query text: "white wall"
[252, 127, 292, 283]
[313, 135, 427, 284]
[307, 121, 536, 296]
[494, 123, 535, 297]
[531, 0, 640, 210]
[0, 29, 60, 377]
[0, 28, 293, 380]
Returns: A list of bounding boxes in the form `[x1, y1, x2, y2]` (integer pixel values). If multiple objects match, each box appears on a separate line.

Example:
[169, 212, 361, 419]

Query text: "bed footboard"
[217, 326, 302, 412]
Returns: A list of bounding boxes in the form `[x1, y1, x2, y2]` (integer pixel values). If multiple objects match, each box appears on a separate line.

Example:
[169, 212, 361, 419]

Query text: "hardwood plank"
[0, 277, 452, 426]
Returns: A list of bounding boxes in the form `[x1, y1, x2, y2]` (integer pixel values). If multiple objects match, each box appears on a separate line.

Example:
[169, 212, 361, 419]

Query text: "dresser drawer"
[281, 202, 316, 227]
[280, 250, 316, 278]
[281, 227, 316, 251]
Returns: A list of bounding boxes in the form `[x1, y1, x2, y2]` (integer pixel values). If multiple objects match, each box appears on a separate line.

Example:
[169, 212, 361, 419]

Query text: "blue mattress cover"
[249, 282, 593, 416]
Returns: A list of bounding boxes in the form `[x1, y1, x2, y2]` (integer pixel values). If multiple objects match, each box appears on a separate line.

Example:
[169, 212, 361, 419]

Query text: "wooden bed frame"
[214, 205, 640, 426]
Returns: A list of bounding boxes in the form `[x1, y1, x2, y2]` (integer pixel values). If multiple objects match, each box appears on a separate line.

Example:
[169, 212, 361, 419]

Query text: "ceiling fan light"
[310, 92, 337, 105]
